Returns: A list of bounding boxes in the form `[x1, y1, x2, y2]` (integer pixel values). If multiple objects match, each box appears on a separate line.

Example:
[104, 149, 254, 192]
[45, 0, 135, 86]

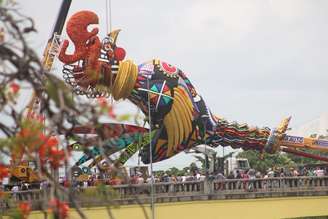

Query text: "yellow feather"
[174, 93, 192, 140]
[163, 86, 195, 157]
[111, 61, 126, 99]
[174, 88, 193, 127]
[116, 60, 132, 100]
[112, 60, 138, 100]
[164, 111, 176, 157]
[177, 87, 194, 113]
[171, 103, 184, 151]
[122, 62, 138, 99]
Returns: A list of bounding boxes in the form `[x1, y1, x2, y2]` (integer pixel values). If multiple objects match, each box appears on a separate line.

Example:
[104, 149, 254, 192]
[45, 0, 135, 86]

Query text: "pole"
[51, 0, 73, 37]
[147, 79, 155, 219]
[42, 0, 72, 70]
[39, 0, 72, 204]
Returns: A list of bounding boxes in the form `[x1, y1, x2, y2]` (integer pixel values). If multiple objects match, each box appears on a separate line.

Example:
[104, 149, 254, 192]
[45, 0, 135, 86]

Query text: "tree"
[189, 162, 199, 174]
[237, 150, 295, 173]
[194, 151, 234, 174]
[0, 2, 141, 219]
[194, 155, 206, 171]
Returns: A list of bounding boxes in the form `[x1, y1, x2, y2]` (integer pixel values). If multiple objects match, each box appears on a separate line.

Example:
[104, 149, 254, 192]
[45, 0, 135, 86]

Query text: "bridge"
[2, 176, 328, 218]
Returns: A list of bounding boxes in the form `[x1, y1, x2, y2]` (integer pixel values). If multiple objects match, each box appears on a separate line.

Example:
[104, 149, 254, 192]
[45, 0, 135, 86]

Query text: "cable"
[105, 0, 112, 33]
[109, 0, 112, 32]
[105, 0, 114, 104]
[147, 79, 155, 219]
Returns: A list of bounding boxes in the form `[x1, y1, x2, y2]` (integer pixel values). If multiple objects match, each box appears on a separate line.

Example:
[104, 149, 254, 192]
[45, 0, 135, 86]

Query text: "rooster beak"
[108, 29, 121, 45]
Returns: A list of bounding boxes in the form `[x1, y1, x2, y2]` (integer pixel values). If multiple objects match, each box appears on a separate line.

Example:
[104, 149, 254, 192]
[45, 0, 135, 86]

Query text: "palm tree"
[194, 151, 235, 174]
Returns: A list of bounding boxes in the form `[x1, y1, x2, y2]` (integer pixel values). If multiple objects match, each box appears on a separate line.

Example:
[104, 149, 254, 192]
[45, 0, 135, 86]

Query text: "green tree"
[194, 155, 206, 170]
[189, 162, 199, 174]
[237, 150, 295, 173]
[194, 152, 234, 174]
[182, 167, 190, 175]
[165, 167, 180, 176]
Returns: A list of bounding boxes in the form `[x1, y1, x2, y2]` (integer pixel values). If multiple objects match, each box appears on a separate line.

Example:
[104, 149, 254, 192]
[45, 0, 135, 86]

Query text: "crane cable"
[147, 79, 155, 219]
[105, 0, 114, 105]
[105, 0, 112, 33]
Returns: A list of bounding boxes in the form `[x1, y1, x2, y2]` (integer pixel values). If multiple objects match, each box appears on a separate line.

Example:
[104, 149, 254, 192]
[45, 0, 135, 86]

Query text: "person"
[195, 172, 201, 181]
[307, 169, 315, 177]
[171, 175, 177, 183]
[314, 167, 324, 177]
[247, 169, 256, 191]
[227, 171, 235, 190]
[162, 173, 170, 192]
[21, 182, 30, 200]
[242, 170, 250, 191]
[227, 171, 235, 179]
[299, 167, 307, 176]
[180, 174, 187, 192]
[83, 180, 88, 189]
[235, 170, 243, 189]
[11, 184, 19, 201]
[40, 180, 49, 191]
[181, 175, 186, 183]
[146, 176, 152, 184]
[314, 167, 324, 186]
[137, 174, 144, 184]
[236, 170, 242, 179]
[130, 174, 138, 184]
[255, 171, 262, 189]
[267, 168, 275, 178]
[215, 172, 226, 190]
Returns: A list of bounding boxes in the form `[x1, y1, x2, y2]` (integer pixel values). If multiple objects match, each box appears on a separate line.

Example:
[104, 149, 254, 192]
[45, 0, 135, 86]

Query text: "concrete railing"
[2, 176, 328, 210]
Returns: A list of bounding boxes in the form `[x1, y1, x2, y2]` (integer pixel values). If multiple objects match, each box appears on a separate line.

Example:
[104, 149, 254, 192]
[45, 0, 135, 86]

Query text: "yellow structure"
[10, 160, 40, 183]
[22, 196, 328, 219]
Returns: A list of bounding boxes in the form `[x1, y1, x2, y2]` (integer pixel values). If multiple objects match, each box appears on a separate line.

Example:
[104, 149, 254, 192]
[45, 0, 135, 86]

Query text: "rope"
[147, 79, 155, 219]
[105, 0, 113, 104]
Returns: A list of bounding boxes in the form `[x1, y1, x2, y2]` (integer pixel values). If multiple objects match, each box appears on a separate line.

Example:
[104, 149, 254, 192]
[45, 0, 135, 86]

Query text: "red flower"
[49, 199, 69, 219]
[9, 82, 20, 94]
[46, 136, 59, 147]
[48, 146, 65, 169]
[38, 136, 66, 169]
[17, 127, 46, 153]
[26, 111, 45, 123]
[0, 164, 8, 181]
[18, 202, 31, 219]
[39, 136, 59, 165]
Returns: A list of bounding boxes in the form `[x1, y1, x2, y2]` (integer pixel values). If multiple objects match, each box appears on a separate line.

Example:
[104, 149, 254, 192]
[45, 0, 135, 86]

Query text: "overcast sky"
[15, 0, 328, 169]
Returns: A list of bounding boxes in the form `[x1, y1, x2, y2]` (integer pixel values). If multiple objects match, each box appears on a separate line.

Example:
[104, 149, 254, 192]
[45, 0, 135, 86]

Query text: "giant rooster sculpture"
[58, 11, 328, 169]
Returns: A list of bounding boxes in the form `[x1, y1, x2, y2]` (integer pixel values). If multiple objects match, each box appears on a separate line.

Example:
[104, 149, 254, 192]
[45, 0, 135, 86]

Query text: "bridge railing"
[212, 176, 328, 193]
[115, 180, 205, 198]
[2, 176, 328, 210]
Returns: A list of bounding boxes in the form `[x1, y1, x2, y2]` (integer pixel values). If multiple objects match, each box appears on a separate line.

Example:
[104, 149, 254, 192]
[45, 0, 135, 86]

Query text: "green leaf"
[45, 75, 75, 109]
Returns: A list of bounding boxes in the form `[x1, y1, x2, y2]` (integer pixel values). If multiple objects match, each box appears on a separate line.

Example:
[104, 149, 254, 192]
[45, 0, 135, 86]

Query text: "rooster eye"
[104, 43, 113, 52]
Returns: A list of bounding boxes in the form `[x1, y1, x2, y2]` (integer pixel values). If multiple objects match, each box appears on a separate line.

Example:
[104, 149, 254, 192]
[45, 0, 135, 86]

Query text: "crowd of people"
[217, 166, 328, 181]
[64, 165, 328, 188]
[3, 166, 328, 193]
